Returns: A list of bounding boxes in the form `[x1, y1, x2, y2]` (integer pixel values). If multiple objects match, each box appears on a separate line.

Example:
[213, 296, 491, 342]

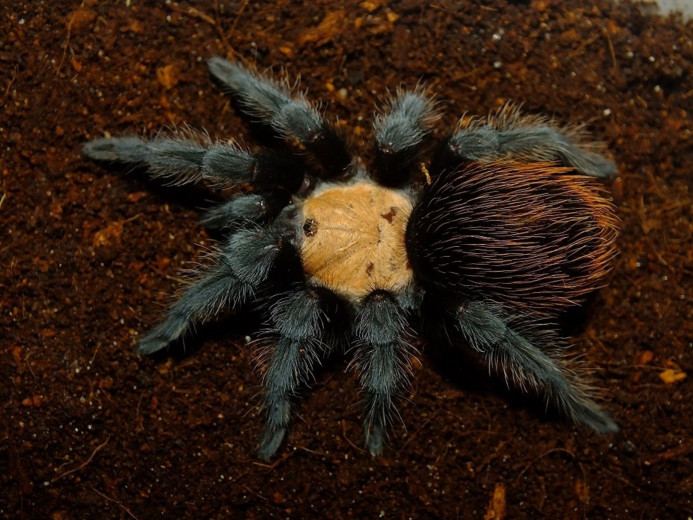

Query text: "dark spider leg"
[438, 121, 617, 179]
[199, 190, 290, 231]
[138, 214, 290, 355]
[454, 301, 618, 433]
[207, 57, 352, 177]
[258, 289, 332, 461]
[373, 90, 439, 186]
[353, 292, 414, 455]
[83, 136, 305, 191]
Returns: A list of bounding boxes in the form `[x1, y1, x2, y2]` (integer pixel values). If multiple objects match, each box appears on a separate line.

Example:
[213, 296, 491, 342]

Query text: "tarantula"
[84, 57, 619, 460]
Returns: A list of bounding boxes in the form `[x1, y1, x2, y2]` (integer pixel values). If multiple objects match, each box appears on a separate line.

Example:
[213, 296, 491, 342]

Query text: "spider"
[84, 56, 619, 460]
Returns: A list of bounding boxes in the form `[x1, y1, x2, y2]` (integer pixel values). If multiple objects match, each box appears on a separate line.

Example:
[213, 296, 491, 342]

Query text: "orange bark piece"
[659, 369, 687, 384]
[299, 11, 346, 47]
[484, 483, 506, 520]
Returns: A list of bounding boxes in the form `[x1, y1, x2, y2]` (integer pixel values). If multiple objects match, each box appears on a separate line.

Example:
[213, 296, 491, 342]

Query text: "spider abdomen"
[406, 161, 618, 314]
[299, 182, 414, 301]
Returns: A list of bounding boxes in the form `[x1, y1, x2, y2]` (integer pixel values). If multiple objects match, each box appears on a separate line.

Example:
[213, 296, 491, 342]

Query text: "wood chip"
[157, 64, 180, 90]
[298, 11, 345, 47]
[484, 483, 506, 520]
[659, 369, 687, 384]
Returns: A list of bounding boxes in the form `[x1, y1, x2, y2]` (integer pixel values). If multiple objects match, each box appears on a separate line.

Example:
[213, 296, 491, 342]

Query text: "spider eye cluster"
[302, 218, 317, 237]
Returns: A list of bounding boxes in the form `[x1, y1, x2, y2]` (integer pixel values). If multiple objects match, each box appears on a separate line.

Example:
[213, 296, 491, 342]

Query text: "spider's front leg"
[207, 57, 352, 177]
[455, 301, 618, 433]
[137, 208, 294, 355]
[258, 288, 339, 461]
[353, 291, 416, 456]
[83, 134, 305, 191]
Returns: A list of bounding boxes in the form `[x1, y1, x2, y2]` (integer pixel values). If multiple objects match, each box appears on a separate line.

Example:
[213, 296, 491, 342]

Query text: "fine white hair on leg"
[352, 291, 416, 455]
[207, 57, 352, 176]
[455, 300, 618, 433]
[447, 104, 617, 178]
[83, 133, 305, 190]
[373, 87, 440, 186]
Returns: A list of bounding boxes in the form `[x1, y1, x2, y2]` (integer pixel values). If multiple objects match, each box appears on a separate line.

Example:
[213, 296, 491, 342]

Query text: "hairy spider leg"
[436, 105, 617, 179]
[454, 301, 618, 433]
[353, 291, 415, 455]
[83, 136, 305, 191]
[208, 57, 352, 177]
[138, 211, 291, 355]
[373, 89, 439, 186]
[199, 191, 291, 231]
[258, 288, 337, 461]
[83, 135, 303, 232]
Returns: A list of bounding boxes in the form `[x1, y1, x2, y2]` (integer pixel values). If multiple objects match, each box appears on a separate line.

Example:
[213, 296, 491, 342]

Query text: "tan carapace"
[299, 182, 414, 301]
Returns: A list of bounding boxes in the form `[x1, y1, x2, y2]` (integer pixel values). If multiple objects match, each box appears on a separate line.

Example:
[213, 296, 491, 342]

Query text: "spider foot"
[83, 136, 145, 163]
[567, 396, 619, 433]
[137, 317, 188, 355]
[137, 334, 171, 355]
[258, 424, 287, 462]
[364, 424, 385, 456]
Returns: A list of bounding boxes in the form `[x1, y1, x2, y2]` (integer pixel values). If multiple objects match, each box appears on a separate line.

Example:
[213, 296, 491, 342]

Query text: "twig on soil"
[515, 447, 586, 484]
[399, 412, 437, 451]
[52, 437, 110, 482]
[91, 487, 140, 520]
[57, 2, 83, 74]
[2, 67, 17, 105]
[227, 0, 250, 39]
[341, 420, 365, 453]
[431, 4, 497, 19]
[242, 485, 271, 502]
[251, 450, 294, 470]
[644, 444, 693, 465]
[167, 1, 231, 52]
[599, 467, 645, 493]
[603, 28, 618, 70]
[430, 4, 462, 18]
[567, 33, 600, 60]
[297, 446, 332, 458]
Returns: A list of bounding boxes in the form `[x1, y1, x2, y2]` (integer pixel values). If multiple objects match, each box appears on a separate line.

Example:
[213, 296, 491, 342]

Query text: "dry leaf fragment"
[92, 220, 125, 247]
[157, 64, 180, 90]
[298, 11, 345, 47]
[638, 350, 654, 364]
[659, 369, 687, 384]
[575, 478, 590, 503]
[484, 483, 506, 520]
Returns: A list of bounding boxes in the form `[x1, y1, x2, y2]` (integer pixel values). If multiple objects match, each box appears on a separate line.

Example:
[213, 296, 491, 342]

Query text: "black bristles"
[406, 161, 618, 316]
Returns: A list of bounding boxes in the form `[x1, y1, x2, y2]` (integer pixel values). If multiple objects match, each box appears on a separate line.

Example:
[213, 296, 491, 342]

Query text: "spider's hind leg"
[454, 300, 618, 433]
[437, 105, 617, 179]
[352, 291, 416, 455]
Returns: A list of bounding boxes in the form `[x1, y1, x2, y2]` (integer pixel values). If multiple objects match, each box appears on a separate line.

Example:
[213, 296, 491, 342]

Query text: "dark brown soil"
[2, 1, 691, 518]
